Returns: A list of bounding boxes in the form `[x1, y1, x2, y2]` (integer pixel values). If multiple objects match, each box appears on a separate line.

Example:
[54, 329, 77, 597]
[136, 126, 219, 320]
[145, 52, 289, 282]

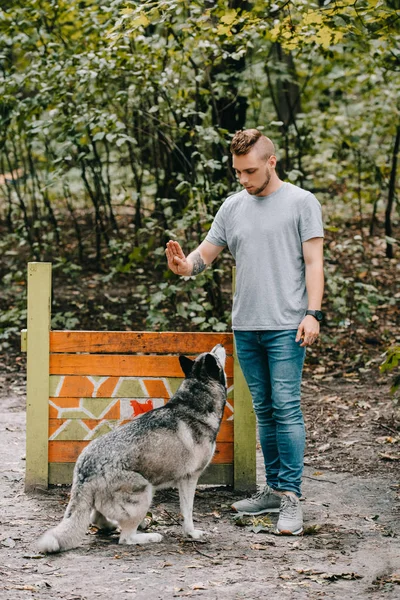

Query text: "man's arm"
[303, 237, 324, 310]
[296, 237, 324, 347]
[165, 240, 225, 276]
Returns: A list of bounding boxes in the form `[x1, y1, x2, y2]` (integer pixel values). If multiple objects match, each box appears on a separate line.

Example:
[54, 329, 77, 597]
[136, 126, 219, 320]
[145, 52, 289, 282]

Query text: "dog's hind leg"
[90, 509, 118, 532]
[112, 482, 162, 545]
[178, 474, 204, 540]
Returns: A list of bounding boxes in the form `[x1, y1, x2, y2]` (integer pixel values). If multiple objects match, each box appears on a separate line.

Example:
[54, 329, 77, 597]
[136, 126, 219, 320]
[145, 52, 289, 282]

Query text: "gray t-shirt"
[205, 182, 324, 330]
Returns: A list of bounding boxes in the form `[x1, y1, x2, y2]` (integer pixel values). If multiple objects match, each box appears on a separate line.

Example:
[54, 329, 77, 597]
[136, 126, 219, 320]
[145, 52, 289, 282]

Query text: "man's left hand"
[296, 316, 320, 347]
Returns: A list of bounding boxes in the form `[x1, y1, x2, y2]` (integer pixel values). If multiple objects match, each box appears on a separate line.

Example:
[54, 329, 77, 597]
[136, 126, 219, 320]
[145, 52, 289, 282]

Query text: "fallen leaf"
[13, 586, 38, 591]
[341, 440, 359, 446]
[297, 568, 363, 582]
[356, 400, 371, 409]
[232, 514, 251, 527]
[303, 524, 322, 535]
[384, 574, 400, 584]
[191, 582, 208, 590]
[317, 443, 331, 452]
[251, 515, 272, 527]
[379, 452, 400, 461]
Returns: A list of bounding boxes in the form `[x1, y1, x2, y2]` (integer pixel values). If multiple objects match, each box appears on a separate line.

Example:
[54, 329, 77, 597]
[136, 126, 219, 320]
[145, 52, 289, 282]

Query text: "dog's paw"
[37, 531, 61, 554]
[119, 532, 163, 545]
[185, 529, 206, 540]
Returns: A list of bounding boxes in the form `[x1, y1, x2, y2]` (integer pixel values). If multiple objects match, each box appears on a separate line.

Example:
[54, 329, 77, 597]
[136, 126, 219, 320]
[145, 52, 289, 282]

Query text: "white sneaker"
[276, 493, 303, 535]
[231, 485, 281, 515]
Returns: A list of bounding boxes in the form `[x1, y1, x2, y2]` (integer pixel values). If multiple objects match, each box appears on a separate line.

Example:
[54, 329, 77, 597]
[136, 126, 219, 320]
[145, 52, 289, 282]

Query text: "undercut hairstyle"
[230, 129, 275, 161]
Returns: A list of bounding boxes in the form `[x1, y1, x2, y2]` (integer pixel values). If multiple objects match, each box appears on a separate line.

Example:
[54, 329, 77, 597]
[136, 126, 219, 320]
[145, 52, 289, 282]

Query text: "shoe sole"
[231, 506, 280, 515]
[275, 527, 303, 536]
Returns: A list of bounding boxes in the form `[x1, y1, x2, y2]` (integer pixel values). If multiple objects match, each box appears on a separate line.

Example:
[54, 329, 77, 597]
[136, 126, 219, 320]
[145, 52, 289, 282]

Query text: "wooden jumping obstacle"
[21, 262, 256, 492]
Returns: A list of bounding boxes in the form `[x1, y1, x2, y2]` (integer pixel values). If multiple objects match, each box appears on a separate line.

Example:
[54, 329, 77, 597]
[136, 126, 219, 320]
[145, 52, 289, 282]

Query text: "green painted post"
[232, 267, 257, 491]
[25, 262, 52, 491]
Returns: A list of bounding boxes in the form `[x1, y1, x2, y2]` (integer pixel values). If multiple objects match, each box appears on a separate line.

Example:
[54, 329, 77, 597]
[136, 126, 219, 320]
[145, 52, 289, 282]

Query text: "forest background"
[0, 0, 399, 391]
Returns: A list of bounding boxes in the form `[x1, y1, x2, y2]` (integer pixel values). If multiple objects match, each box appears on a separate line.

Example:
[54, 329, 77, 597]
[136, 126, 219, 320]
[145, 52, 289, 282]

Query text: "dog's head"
[179, 344, 227, 388]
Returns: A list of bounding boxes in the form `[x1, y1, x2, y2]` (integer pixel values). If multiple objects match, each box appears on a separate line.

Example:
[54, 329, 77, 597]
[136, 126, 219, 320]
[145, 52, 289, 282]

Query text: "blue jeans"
[234, 330, 306, 497]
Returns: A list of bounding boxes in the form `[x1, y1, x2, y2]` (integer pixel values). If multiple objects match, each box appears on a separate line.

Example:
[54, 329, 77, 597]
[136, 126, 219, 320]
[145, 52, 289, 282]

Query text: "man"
[165, 129, 324, 535]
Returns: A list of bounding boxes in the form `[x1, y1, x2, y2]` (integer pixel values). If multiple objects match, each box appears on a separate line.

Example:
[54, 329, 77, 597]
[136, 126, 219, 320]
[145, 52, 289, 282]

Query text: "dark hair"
[230, 129, 263, 155]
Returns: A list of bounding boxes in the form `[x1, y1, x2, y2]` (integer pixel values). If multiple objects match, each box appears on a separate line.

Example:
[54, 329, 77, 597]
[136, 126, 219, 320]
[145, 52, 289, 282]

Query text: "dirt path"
[1, 380, 399, 600]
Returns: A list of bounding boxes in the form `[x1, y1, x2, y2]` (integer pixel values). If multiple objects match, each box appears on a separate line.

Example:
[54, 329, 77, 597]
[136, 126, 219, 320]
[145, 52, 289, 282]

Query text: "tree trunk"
[385, 125, 400, 259]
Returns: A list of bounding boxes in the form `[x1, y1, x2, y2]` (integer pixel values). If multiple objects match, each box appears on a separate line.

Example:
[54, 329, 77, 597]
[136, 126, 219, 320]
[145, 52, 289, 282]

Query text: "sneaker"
[231, 485, 281, 515]
[276, 493, 303, 535]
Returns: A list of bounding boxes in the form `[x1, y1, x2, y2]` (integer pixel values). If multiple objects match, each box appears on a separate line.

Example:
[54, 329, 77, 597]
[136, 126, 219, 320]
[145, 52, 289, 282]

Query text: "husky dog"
[38, 344, 227, 553]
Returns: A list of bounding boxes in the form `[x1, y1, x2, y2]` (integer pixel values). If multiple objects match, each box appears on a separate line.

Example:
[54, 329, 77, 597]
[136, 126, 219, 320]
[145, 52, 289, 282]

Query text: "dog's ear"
[204, 353, 220, 381]
[179, 355, 194, 378]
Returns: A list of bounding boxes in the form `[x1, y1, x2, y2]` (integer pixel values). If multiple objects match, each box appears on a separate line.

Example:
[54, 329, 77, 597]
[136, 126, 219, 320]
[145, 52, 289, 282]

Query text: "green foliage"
[0, 0, 399, 349]
[2, 0, 399, 253]
[380, 347, 400, 394]
[0, 305, 26, 350]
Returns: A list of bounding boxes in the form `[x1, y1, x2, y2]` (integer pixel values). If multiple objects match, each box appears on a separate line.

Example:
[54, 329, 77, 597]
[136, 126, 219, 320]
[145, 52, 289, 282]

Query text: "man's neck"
[256, 175, 284, 197]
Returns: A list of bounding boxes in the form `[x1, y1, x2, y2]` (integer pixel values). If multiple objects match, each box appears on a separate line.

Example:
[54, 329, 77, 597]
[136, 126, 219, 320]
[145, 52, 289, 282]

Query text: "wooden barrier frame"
[22, 262, 256, 492]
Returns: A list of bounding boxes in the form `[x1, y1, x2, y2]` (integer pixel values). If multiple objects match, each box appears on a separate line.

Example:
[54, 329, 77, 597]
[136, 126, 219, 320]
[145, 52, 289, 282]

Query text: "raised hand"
[165, 240, 192, 276]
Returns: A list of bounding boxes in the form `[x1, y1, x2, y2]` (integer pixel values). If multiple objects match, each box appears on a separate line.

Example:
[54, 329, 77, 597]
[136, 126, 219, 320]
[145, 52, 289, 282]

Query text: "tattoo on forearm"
[191, 251, 206, 275]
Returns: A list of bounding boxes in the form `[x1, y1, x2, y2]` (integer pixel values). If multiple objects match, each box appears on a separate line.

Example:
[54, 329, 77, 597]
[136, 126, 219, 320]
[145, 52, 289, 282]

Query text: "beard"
[252, 166, 272, 196]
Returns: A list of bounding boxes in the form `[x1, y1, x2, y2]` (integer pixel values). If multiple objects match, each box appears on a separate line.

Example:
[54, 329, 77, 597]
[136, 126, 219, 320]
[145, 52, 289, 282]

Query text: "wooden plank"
[233, 352, 256, 491]
[212, 442, 233, 463]
[50, 331, 233, 355]
[49, 419, 233, 442]
[49, 441, 233, 464]
[49, 462, 233, 486]
[49, 377, 234, 398]
[49, 441, 88, 462]
[232, 267, 257, 492]
[199, 463, 233, 486]
[49, 462, 74, 485]
[25, 262, 52, 491]
[50, 354, 234, 377]
[21, 329, 27, 353]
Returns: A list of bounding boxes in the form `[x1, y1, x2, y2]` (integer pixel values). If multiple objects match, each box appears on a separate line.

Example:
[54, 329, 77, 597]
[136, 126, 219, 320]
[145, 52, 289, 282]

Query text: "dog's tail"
[37, 485, 93, 554]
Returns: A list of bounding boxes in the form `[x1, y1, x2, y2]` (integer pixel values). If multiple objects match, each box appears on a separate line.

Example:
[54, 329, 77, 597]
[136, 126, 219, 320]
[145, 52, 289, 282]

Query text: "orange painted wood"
[49, 397, 82, 409]
[49, 405, 58, 419]
[50, 331, 233, 355]
[49, 419, 63, 437]
[142, 379, 169, 398]
[48, 440, 233, 464]
[49, 378, 233, 398]
[48, 419, 233, 442]
[217, 421, 233, 442]
[50, 354, 234, 377]
[212, 442, 233, 463]
[49, 441, 88, 462]
[49, 418, 117, 435]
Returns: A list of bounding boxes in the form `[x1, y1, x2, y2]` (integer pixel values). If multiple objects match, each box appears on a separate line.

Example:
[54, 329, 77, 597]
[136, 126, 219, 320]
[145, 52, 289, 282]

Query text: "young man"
[165, 129, 324, 535]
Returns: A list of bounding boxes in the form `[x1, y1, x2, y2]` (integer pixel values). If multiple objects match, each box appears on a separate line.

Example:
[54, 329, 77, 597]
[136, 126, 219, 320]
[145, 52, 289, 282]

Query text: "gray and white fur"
[37, 344, 227, 553]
